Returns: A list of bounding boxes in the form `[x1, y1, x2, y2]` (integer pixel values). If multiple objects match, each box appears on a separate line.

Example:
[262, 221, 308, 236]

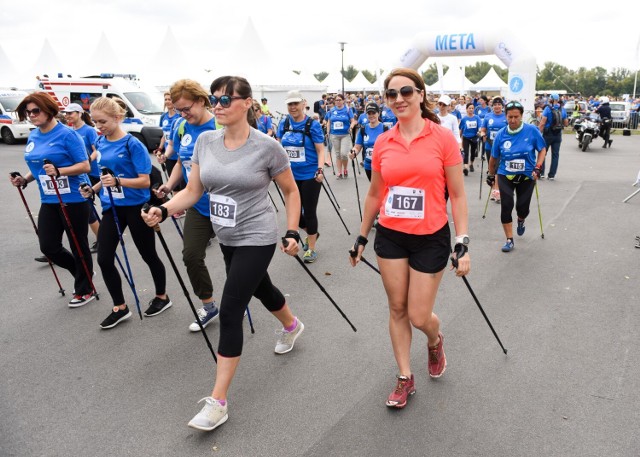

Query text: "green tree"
[421, 63, 445, 86]
[315, 72, 328, 83]
[361, 69, 376, 84]
[342, 65, 358, 82]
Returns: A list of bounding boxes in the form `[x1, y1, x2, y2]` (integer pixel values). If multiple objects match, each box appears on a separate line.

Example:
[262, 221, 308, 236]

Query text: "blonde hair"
[90, 96, 127, 119]
[170, 79, 211, 108]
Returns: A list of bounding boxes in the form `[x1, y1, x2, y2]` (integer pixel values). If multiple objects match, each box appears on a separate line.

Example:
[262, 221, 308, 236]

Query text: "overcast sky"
[1, 0, 639, 87]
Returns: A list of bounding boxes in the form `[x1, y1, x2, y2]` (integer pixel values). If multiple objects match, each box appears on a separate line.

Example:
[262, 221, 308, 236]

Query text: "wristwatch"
[455, 235, 470, 245]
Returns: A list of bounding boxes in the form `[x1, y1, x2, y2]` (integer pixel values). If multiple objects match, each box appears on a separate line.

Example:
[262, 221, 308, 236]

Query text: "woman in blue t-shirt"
[277, 90, 326, 263]
[459, 103, 480, 175]
[10, 92, 94, 307]
[487, 101, 547, 253]
[326, 94, 355, 179]
[350, 102, 386, 182]
[63, 103, 100, 252]
[82, 96, 170, 329]
[481, 96, 508, 202]
[253, 100, 273, 137]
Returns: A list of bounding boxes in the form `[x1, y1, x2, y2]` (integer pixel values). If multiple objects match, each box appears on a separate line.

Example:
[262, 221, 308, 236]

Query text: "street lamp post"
[339, 42, 347, 96]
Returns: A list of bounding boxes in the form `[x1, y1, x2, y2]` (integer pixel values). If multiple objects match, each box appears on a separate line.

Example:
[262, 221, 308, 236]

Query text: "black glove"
[450, 243, 468, 269]
[350, 235, 368, 257]
[486, 174, 496, 187]
[284, 230, 300, 244]
[532, 166, 542, 179]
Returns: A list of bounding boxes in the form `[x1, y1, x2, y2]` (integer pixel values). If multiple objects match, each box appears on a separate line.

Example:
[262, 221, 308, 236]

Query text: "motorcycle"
[573, 113, 601, 152]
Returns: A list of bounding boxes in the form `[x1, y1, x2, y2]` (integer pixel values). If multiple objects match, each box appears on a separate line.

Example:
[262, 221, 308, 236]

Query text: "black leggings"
[218, 244, 285, 357]
[497, 175, 536, 224]
[296, 178, 322, 235]
[365, 168, 372, 182]
[97, 204, 166, 306]
[38, 202, 93, 295]
[462, 138, 478, 164]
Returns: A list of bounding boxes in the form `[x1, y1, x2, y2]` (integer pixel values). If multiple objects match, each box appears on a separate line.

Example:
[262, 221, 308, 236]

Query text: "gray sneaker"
[274, 319, 304, 354]
[187, 397, 228, 431]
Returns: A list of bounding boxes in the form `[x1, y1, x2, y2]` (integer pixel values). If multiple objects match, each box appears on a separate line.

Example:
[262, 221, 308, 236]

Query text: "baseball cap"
[365, 102, 379, 113]
[438, 94, 452, 106]
[285, 90, 304, 104]
[64, 103, 84, 113]
[549, 93, 560, 101]
[261, 97, 267, 102]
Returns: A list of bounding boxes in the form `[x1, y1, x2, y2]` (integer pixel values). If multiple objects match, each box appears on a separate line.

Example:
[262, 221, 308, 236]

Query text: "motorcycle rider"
[595, 96, 613, 148]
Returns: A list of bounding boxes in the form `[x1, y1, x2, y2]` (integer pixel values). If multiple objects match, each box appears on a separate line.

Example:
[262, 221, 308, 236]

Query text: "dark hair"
[505, 101, 524, 114]
[17, 92, 59, 122]
[210, 75, 254, 125]
[81, 111, 94, 127]
[383, 68, 439, 124]
[466, 102, 474, 109]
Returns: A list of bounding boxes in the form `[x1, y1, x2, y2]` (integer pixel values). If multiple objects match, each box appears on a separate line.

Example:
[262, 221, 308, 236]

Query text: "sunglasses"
[24, 108, 42, 116]
[385, 86, 421, 101]
[210, 95, 244, 108]
[505, 101, 523, 110]
[174, 101, 196, 114]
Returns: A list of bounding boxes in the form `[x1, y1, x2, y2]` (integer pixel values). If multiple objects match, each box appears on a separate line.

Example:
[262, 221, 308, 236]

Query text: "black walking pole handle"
[142, 203, 163, 232]
[79, 182, 96, 201]
[42, 159, 60, 178]
[10, 171, 28, 189]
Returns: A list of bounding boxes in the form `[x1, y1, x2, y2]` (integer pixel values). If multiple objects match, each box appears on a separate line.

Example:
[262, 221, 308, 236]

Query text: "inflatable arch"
[395, 30, 537, 114]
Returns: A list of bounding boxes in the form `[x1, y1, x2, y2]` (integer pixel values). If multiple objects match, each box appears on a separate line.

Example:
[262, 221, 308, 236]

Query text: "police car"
[0, 89, 35, 144]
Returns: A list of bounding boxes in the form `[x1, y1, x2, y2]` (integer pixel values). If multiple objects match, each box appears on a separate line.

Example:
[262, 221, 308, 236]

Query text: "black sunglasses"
[24, 108, 42, 116]
[209, 95, 244, 108]
[505, 101, 523, 110]
[385, 86, 421, 101]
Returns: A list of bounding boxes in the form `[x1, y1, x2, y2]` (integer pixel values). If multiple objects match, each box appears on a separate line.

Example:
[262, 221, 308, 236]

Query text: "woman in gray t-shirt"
[142, 75, 304, 433]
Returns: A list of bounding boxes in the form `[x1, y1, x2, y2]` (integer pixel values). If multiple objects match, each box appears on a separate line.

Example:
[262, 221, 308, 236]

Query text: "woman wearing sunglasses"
[436, 94, 462, 151]
[154, 80, 221, 333]
[142, 75, 304, 432]
[350, 102, 385, 182]
[277, 90, 326, 263]
[10, 92, 95, 307]
[486, 101, 546, 252]
[349, 68, 470, 409]
[480, 96, 507, 202]
[326, 94, 356, 178]
[79, 97, 170, 328]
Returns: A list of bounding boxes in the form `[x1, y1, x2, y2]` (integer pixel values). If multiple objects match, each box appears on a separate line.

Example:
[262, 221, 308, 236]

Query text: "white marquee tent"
[469, 67, 508, 92]
[426, 66, 474, 94]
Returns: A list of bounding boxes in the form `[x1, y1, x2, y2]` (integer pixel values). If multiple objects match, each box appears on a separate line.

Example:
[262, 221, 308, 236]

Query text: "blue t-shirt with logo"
[256, 115, 273, 135]
[95, 134, 151, 210]
[24, 122, 89, 204]
[541, 104, 568, 131]
[491, 123, 546, 178]
[73, 124, 99, 177]
[278, 116, 324, 181]
[475, 105, 491, 120]
[172, 118, 216, 217]
[380, 105, 397, 129]
[160, 111, 181, 143]
[355, 123, 386, 171]
[460, 115, 481, 139]
[482, 112, 507, 143]
[327, 106, 353, 135]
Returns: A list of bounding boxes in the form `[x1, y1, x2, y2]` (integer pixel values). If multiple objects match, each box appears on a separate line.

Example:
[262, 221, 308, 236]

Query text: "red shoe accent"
[386, 374, 415, 408]
[428, 332, 447, 378]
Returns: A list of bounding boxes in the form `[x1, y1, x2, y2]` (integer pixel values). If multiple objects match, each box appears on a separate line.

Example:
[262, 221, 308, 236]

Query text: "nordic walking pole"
[481, 186, 492, 219]
[81, 184, 132, 286]
[151, 183, 184, 239]
[273, 180, 286, 206]
[479, 143, 485, 200]
[534, 181, 544, 239]
[351, 158, 363, 221]
[451, 254, 507, 355]
[268, 191, 279, 212]
[622, 187, 640, 203]
[283, 238, 357, 332]
[323, 176, 341, 208]
[321, 181, 351, 235]
[143, 204, 217, 363]
[349, 249, 380, 274]
[10, 172, 65, 296]
[42, 160, 99, 300]
[100, 167, 142, 319]
[245, 306, 255, 334]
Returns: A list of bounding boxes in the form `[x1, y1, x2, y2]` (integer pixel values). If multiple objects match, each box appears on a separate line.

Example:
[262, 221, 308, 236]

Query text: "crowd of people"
[12, 70, 613, 433]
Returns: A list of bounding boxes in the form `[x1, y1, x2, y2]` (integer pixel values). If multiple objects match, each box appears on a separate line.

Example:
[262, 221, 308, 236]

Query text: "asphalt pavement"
[1, 132, 639, 457]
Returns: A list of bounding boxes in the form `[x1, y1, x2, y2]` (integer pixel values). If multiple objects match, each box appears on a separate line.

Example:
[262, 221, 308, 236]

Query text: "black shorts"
[374, 222, 451, 273]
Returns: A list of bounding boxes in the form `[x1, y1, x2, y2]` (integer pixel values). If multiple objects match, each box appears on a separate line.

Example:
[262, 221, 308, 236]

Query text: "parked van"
[0, 89, 35, 144]
[36, 74, 163, 151]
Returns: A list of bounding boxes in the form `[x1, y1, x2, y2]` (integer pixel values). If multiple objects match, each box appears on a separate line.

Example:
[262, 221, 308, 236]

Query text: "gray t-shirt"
[192, 128, 290, 246]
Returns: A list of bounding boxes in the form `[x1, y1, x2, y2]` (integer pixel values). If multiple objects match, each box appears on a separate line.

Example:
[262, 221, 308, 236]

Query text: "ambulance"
[36, 73, 164, 152]
[0, 89, 35, 144]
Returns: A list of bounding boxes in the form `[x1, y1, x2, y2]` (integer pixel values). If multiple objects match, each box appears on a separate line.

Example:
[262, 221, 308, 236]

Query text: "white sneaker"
[187, 397, 228, 431]
[274, 319, 304, 354]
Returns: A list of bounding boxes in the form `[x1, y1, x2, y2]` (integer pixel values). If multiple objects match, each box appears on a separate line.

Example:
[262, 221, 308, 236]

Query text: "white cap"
[285, 90, 304, 104]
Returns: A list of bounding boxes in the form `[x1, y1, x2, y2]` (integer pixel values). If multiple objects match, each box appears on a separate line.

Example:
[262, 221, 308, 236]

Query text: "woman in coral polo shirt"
[349, 68, 470, 409]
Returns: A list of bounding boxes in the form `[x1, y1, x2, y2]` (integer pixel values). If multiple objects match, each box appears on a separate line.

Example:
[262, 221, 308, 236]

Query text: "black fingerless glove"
[351, 235, 368, 255]
[284, 230, 300, 244]
[486, 174, 496, 187]
[451, 243, 468, 268]
[532, 166, 542, 179]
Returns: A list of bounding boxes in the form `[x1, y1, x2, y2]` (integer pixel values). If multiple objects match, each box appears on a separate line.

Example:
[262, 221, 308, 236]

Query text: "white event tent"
[469, 67, 508, 93]
[426, 66, 474, 94]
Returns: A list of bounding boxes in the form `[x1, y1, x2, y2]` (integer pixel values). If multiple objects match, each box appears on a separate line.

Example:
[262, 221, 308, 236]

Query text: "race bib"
[383, 121, 394, 129]
[103, 184, 124, 199]
[39, 175, 71, 195]
[285, 146, 305, 163]
[505, 159, 525, 172]
[332, 121, 344, 130]
[385, 186, 425, 219]
[490, 131, 497, 140]
[209, 194, 237, 227]
[466, 120, 477, 129]
[183, 159, 193, 181]
[365, 147, 373, 159]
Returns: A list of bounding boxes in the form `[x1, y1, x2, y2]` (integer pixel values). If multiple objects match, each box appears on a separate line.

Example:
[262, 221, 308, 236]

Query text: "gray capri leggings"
[330, 134, 352, 160]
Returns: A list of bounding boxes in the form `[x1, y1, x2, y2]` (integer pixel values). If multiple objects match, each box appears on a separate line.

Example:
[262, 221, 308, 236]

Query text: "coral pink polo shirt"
[372, 118, 461, 235]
